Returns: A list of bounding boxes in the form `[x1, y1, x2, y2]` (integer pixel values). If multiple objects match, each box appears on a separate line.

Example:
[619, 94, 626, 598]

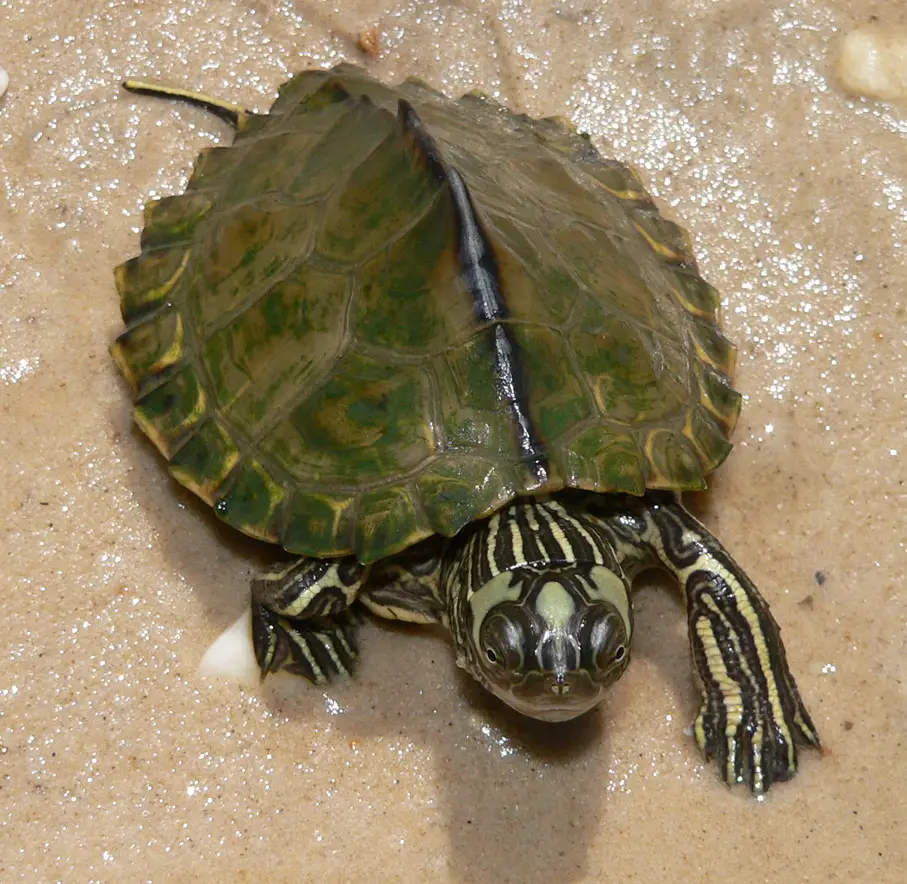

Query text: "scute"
[558, 427, 645, 494]
[355, 186, 473, 354]
[113, 63, 741, 563]
[313, 110, 443, 263]
[200, 263, 347, 435]
[259, 351, 436, 485]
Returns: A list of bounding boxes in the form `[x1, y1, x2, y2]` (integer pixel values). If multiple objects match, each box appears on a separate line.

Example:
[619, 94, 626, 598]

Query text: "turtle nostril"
[547, 674, 570, 696]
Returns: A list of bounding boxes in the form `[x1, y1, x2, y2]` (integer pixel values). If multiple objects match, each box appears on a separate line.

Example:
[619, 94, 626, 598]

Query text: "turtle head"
[462, 563, 633, 722]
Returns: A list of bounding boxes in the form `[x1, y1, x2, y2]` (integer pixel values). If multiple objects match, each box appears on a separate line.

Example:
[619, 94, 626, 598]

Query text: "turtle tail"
[122, 80, 256, 131]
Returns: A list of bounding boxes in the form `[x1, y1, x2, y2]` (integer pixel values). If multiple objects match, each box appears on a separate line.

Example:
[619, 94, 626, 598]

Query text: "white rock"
[837, 26, 907, 102]
[198, 608, 260, 686]
[0, 67, 9, 99]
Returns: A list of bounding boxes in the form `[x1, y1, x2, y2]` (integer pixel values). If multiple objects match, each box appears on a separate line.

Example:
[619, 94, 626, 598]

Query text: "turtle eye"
[479, 612, 525, 673]
[585, 608, 629, 674]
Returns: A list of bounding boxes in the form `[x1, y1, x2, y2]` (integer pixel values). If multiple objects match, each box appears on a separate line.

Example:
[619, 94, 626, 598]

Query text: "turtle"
[112, 62, 820, 794]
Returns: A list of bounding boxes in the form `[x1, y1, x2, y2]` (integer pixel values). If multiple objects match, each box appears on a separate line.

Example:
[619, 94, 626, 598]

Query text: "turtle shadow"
[427, 667, 609, 884]
[283, 618, 615, 884]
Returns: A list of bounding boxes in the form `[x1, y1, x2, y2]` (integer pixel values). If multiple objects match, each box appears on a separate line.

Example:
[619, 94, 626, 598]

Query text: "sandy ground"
[1, 1, 905, 882]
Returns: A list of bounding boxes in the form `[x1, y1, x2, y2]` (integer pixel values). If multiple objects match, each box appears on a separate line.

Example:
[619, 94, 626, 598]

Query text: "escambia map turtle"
[112, 63, 819, 794]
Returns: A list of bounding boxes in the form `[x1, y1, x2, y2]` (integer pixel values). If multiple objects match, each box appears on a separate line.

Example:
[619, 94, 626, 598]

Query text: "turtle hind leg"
[250, 556, 369, 683]
[358, 538, 445, 625]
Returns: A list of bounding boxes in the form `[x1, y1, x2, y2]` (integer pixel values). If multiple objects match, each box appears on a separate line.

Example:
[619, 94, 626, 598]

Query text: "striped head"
[448, 499, 634, 722]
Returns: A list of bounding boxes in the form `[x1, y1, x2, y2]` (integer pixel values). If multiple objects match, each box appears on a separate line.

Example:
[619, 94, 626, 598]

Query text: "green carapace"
[113, 63, 819, 794]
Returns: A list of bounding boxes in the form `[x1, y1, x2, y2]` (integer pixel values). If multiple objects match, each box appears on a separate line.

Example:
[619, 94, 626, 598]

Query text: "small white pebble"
[198, 608, 260, 686]
[0, 67, 8, 99]
[837, 26, 907, 102]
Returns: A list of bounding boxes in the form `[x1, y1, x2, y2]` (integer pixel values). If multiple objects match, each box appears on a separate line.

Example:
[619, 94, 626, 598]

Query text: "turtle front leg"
[251, 557, 370, 684]
[642, 495, 819, 792]
[591, 492, 820, 793]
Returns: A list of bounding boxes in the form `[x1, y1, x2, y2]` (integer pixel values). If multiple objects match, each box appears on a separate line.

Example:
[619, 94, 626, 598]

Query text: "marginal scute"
[686, 315, 737, 377]
[631, 210, 695, 265]
[354, 485, 432, 563]
[168, 418, 240, 505]
[281, 490, 353, 557]
[683, 405, 734, 472]
[695, 362, 742, 433]
[140, 193, 213, 250]
[673, 269, 721, 318]
[535, 114, 574, 135]
[115, 247, 190, 325]
[461, 88, 500, 106]
[401, 75, 446, 99]
[532, 121, 652, 204]
[642, 429, 706, 490]
[186, 146, 237, 191]
[110, 305, 183, 395]
[583, 162, 652, 203]
[133, 364, 207, 457]
[416, 457, 513, 536]
[214, 457, 286, 542]
[530, 121, 591, 157]
[558, 426, 646, 494]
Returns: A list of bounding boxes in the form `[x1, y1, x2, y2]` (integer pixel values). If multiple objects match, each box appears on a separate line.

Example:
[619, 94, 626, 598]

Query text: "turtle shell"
[112, 63, 741, 564]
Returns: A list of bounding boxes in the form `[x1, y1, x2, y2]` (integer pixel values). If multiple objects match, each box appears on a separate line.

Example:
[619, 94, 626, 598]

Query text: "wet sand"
[1, 2, 904, 882]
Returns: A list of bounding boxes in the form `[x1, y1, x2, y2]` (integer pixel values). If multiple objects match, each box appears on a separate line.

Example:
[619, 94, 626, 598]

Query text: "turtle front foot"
[251, 602, 358, 684]
[248, 554, 368, 683]
[693, 673, 821, 794]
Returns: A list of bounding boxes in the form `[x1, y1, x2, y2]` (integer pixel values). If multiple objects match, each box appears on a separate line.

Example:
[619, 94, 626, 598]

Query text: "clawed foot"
[251, 601, 358, 684]
[694, 686, 820, 794]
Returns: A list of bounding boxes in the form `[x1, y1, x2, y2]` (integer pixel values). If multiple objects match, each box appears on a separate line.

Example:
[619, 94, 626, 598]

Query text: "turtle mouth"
[483, 669, 605, 722]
